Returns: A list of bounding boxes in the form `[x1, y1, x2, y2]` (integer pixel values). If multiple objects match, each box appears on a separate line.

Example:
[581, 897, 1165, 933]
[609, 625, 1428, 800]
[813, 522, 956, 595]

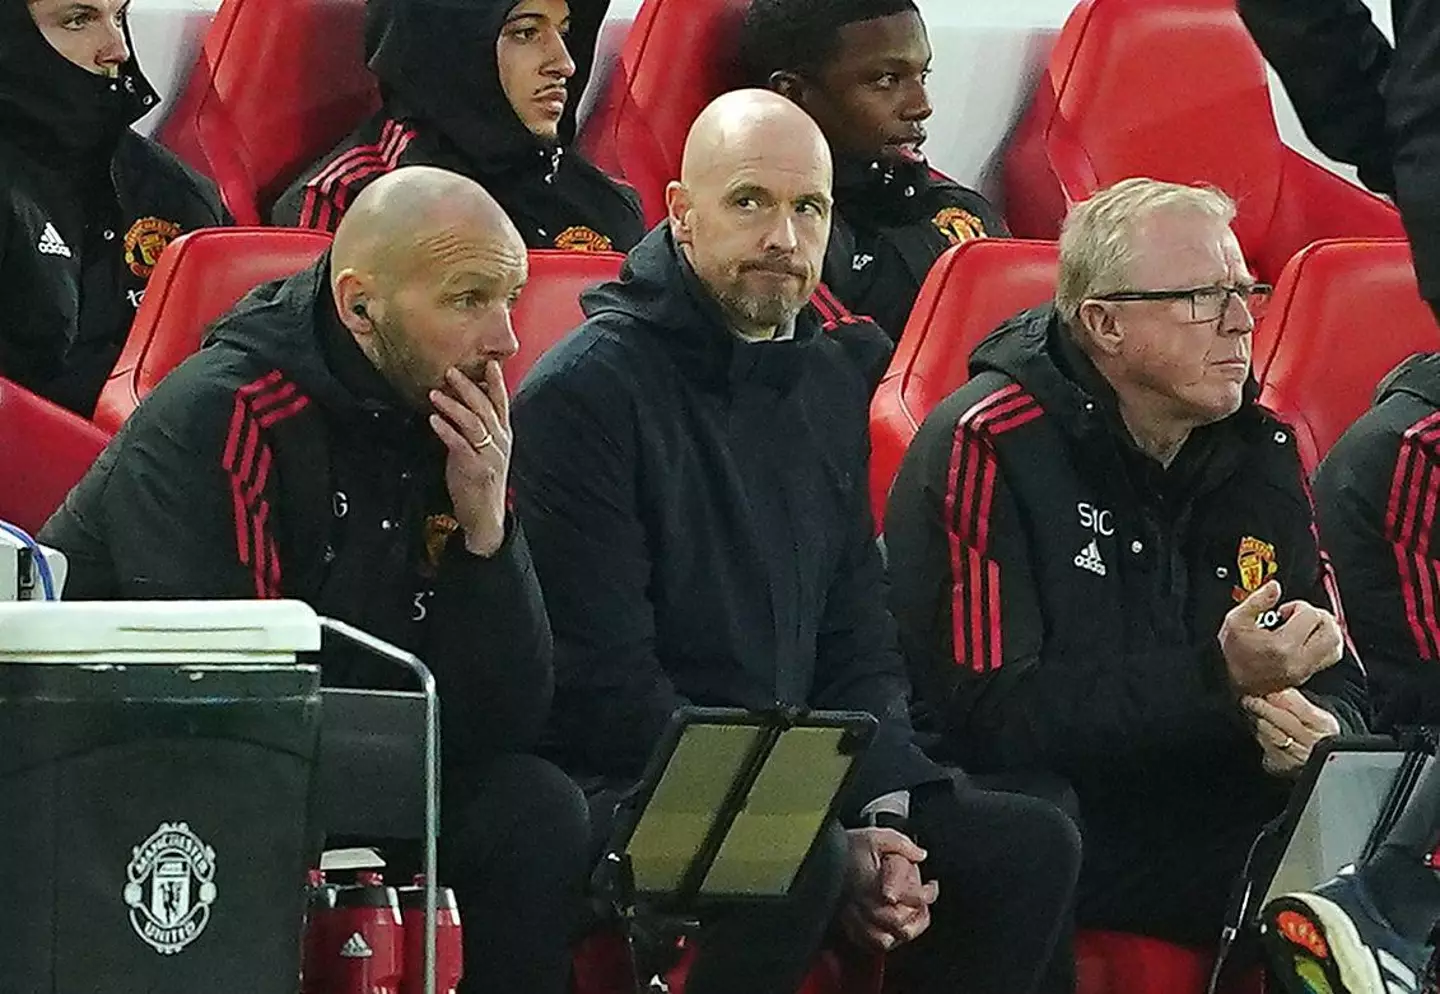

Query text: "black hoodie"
[1313, 352, 1440, 727]
[0, 1, 224, 415]
[40, 255, 553, 767]
[821, 155, 1006, 341]
[885, 304, 1366, 940]
[271, 0, 644, 253]
[511, 225, 944, 815]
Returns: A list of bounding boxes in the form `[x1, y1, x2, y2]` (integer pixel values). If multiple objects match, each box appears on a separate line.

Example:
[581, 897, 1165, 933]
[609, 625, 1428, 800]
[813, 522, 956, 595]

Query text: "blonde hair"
[1055, 178, 1236, 326]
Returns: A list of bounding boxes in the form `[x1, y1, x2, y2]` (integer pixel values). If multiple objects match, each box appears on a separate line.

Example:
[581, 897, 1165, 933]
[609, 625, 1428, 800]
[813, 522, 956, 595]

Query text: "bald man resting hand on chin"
[42, 166, 589, 994]
[513, 90, 1080, 994]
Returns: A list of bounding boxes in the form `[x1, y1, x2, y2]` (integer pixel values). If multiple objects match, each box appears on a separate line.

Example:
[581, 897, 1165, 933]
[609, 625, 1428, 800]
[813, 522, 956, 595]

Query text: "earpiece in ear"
[352, 302, 369, 319]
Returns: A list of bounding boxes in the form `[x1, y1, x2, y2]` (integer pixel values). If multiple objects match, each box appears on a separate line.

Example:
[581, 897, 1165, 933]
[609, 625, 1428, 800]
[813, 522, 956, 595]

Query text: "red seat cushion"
[1001, 0, 1402, 278]
[1257, 238, 1440, 470]
[870, 239, 1059, 528]
[157, 0, 379, 223]
[1076, 930, 1262, 994]
[577, 0, 749, 225]
[0, 377, 112, 535]
[95, 227, 333, 434]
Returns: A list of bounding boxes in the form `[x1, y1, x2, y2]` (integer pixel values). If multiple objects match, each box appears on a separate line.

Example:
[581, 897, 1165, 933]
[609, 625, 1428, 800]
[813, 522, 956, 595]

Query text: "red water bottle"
[301, 870, 338, 994]
[397, 875, 464, 994]
[318, 870, 404, 994]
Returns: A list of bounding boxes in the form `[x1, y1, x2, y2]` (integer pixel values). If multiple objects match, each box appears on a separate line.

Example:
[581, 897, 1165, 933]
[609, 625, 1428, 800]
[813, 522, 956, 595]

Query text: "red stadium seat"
[0, 377, 112, 535]
[94, 227, 333, 434]
[571, 930, 882, 994]
[157, 0, 379, 223]
[1000, 0, 1402, 281]
[869, 239, 1059, 528]
[510, 250, 626, 385]
[1076, 930, 1262, 994]
[1257, 238, 1440, 471]
[578, 0, 749, 225]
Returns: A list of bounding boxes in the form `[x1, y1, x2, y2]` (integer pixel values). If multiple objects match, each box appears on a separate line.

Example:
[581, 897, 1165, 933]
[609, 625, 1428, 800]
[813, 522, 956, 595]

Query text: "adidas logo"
[339, 931, 373, 958]
[852, 253, 874, 272]
[37, 223, 71, 258]
[1073, 539, 1106, 576]
[1378, 947, 1419, 994]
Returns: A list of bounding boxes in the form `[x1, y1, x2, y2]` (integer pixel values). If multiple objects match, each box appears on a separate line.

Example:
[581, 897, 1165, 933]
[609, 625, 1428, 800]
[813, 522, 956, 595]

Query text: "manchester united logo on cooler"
[931, 207, 987, 246]
[553, 225, 613, 252]
[1232, 536, 1279, 602]
[123, 822, 218, 954]
[123, 216, 182, 278]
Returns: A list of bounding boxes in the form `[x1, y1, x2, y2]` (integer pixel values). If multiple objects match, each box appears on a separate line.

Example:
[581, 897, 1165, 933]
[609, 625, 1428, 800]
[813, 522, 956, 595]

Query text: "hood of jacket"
[0, 1, 158, 158]
[1375, 351, 1440, 409]
[970, 302, 1268, 492]
[579, 224, 828, 392]
[206, 253, 432, 434]
[364, 0, 607, 174]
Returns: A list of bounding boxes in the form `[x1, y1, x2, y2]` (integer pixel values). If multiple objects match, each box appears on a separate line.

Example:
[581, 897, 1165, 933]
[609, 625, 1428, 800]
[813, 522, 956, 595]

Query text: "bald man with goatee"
[513, 90, 1079, 994]
[43, 165, 590, 994]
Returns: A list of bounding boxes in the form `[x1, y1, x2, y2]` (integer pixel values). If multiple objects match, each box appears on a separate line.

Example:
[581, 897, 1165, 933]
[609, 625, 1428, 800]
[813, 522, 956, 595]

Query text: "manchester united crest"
[123, 216, 182, 278]
[553, 225, 613, 253]
[1232, 536, 1279, 602]
[420, 513, 461, 577]
[123, 821, 217, 955]
[931, 207, 987, 246]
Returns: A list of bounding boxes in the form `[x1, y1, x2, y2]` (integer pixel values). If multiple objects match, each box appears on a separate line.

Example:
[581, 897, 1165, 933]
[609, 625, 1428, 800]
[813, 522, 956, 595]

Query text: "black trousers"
[669, 780, 1082, 994]
[440, 754, 591, 994]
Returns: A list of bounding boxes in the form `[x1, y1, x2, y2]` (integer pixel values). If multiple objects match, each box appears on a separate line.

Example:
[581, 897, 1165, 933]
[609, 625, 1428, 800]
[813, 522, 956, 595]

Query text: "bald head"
[681, 88, 833, 191]
[331, 165, 527, 412]
[668, 90, 834, 340]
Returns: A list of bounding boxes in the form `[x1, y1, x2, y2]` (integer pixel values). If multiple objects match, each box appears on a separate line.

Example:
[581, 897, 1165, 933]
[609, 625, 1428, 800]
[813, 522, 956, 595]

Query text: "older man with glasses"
[884, 176, 1367, 946]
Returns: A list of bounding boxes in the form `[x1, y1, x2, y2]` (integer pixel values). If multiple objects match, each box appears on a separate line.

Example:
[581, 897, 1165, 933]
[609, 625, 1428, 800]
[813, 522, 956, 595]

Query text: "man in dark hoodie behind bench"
[272, 0, 645, 254]
[42, 166, 588, 994]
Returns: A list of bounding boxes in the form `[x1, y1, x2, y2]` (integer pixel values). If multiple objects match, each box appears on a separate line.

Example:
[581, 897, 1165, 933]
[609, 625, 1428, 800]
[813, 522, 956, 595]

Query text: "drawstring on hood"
[364, 0, 607, 174]
[0, 1, 158, 157]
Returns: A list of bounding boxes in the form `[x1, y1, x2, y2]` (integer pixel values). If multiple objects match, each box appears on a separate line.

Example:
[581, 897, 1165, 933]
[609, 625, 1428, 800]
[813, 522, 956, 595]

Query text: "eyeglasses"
[1090, 283, 1273, 324]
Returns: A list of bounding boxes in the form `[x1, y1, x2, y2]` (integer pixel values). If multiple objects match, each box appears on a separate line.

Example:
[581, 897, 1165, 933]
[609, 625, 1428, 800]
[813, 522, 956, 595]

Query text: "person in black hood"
[272, 0, 645, 254]
[40, 167, 589, 994]
[1252, 352, 1440, 994]
[886, 177, 1367, 947]
[513, 89, 1079, 994]
[0, 0, 225, 416]
[738, 0, 1008, 342]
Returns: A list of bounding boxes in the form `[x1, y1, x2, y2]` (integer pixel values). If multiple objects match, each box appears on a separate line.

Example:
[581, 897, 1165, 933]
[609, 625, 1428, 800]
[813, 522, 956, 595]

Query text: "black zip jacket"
[1314, 353, 1440, 726]
[1237, 0, 1440, 307]
[822, 155, 1006, 342]
[39, 255, 553, 766]
[885, 305, 1367, 932]
[271, 0, 644, 253]
[0, 3, 224, 416]
[511, 225, 944, 816]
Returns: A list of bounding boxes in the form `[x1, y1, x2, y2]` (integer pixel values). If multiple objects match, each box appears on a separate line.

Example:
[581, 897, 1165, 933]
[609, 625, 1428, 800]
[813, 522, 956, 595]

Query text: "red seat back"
[510, 250, 626, 386]
[1001, 0, 1401, 277]
[95, 227, 334, 433]
[0, 378, 112, 535]
[1257, 239, 1440, 471]
[870, 240, 1059, 527]
[157, 0, 379, 224]
[578, 0, 749, 225]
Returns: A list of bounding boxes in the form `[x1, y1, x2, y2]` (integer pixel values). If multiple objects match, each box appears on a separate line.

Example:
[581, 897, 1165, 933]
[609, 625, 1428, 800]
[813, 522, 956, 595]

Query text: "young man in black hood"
[272, 0, 645, 254]
[513, 89, 1078, 994]
[0, 0, 225, 416]
[738, 0, 1008, 342]
[886, 178, 1367, 948]
[42, 166, 589, 994]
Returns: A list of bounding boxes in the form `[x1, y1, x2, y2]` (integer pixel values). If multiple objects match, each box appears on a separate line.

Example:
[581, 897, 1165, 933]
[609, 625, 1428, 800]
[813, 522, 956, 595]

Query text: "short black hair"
[737, 0, 920, 87]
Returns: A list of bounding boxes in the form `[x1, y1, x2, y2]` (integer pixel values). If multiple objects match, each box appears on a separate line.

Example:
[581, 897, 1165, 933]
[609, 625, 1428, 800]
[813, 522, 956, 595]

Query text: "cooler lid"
[0, 600, 322, 654]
